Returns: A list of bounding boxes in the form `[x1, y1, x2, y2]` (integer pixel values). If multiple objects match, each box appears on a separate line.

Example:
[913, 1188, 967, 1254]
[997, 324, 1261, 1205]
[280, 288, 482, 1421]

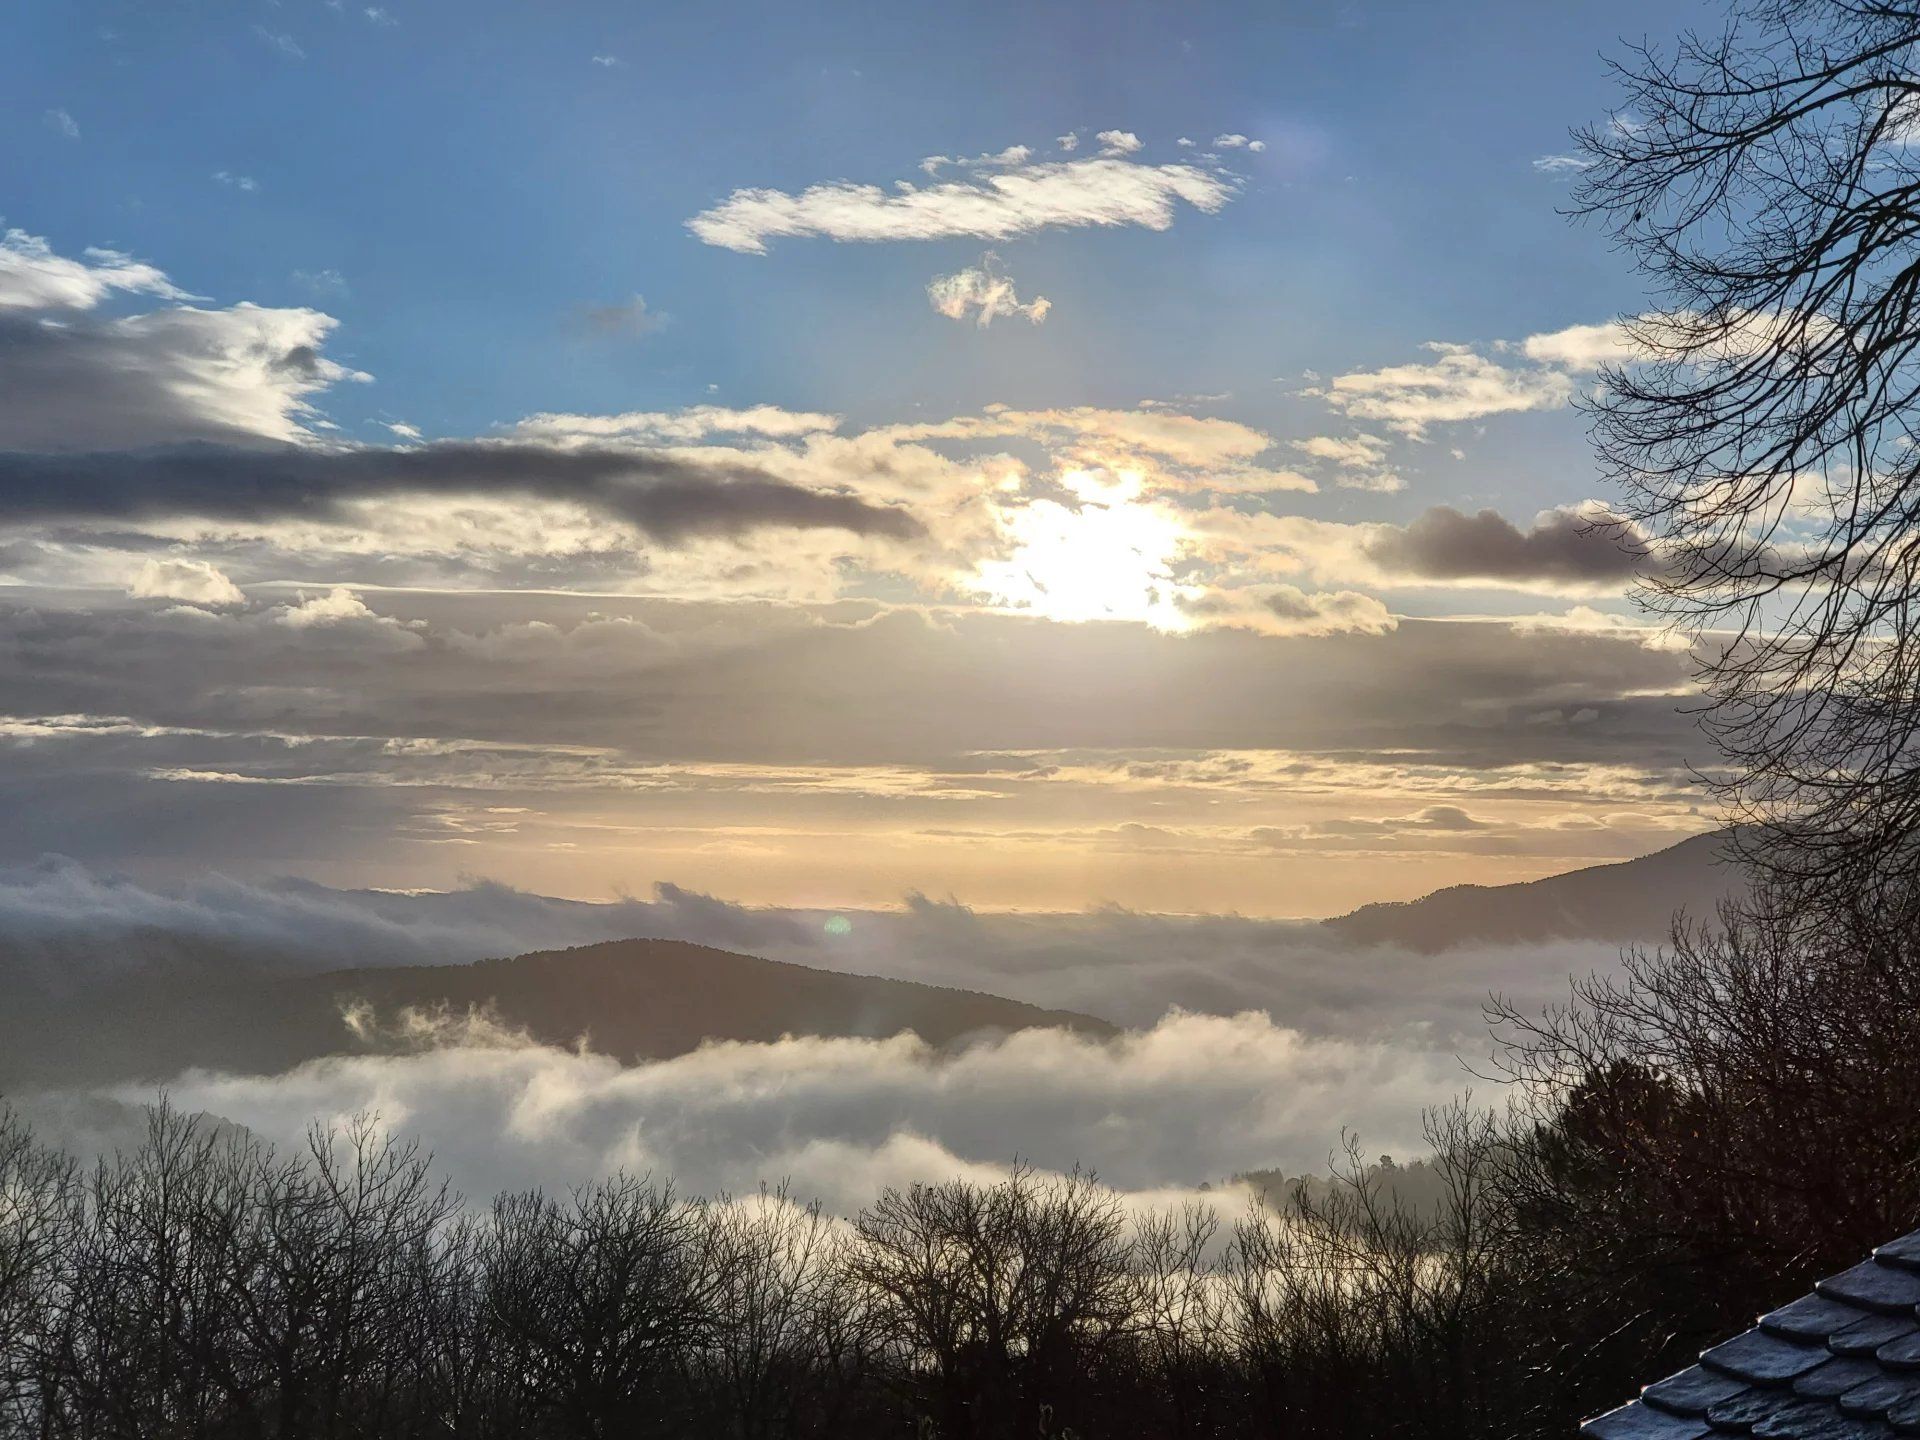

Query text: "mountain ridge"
[1322, 829, 1745, 952]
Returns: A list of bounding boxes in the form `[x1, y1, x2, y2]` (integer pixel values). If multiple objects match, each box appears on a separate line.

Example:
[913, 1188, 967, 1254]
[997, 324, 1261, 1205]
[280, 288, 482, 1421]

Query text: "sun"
[973, 468, 1198, 629]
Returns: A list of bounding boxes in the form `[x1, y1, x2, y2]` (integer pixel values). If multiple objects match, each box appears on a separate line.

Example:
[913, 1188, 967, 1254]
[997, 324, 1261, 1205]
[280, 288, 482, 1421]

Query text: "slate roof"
[1582, 1230, 1920, 1438]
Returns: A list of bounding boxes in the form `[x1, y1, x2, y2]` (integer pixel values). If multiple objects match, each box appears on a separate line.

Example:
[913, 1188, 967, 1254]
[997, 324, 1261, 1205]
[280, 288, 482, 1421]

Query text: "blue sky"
[0, 0, 1729, 913]
[8, 0, 1697, 462]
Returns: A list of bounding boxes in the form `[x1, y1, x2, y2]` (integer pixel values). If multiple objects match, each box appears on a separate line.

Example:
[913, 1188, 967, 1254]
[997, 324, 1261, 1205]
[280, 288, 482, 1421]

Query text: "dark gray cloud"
[0, 441, 924, 542]
[0, 596, 1701, 771]
[1363, 504, 1643, 586]
[0, 309, 342, 451]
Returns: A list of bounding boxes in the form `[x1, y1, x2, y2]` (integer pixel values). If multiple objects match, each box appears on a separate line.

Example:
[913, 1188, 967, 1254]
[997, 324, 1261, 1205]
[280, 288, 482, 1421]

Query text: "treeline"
[6, 884, 1920, 1439]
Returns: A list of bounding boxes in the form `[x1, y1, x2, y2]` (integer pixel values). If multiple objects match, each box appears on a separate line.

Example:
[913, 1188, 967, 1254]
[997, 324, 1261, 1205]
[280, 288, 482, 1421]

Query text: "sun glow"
[974, 468, 1199, 629]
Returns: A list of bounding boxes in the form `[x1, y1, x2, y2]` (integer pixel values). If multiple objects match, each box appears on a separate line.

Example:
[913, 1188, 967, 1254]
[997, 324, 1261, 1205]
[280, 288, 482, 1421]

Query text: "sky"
[0, 0, 1730, 917]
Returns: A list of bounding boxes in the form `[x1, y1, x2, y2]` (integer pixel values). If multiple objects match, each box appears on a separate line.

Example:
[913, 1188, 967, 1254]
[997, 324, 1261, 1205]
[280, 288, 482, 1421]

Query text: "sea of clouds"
[1, 858, 1627, 1210]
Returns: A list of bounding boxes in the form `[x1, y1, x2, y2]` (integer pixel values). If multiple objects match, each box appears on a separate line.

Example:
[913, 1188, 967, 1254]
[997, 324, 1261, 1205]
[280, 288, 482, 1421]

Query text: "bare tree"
[1575, 0, 1920, 892]
[483, 1174, 717, 1439]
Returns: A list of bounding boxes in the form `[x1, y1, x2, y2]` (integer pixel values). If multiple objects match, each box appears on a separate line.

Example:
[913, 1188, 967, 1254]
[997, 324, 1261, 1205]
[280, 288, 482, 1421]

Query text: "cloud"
[687, 157, 1233, 254]
[1518, 321, 1637, 370]
[1212, 133, 1266, 152]
[1320, 343, 1573, 438]
[213, 170, 259, 193]
[43, 109, 80, 141]
[513, 405, 842, 444]
[576, 294, 666, 337]
[1179, 584, 1396, 638]
[120, 1010, 1462, 1206]
[1056, 133, 1079, 152]
[0, 229, 187, 311]
[926, 255, 1051, 327]
[1359, 504, 1644, 587]
[919, 145, 1033, 175]
[591, 53, 621, 67]
[254, 25, 305, 59]
[0, 441, 926, 541]
[0, 305, 365, 450]
[126, 557, 245, 607]
[1312, 321, 1641, 438]
[1532, 153, 1593, 175]
[1095, 129, 1144, 155]
[291, 268, 348, 297]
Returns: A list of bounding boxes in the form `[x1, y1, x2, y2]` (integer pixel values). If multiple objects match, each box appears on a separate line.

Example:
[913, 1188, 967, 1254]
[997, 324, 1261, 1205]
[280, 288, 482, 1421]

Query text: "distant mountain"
[1322, 830, 1745, 952]
[0, 938, 1115, 1091]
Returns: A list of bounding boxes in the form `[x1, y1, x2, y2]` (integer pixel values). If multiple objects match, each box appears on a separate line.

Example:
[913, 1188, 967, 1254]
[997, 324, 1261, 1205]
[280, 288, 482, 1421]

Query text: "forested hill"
[0, 938, 1115, 1090]
[1323, 830, 1743, 952]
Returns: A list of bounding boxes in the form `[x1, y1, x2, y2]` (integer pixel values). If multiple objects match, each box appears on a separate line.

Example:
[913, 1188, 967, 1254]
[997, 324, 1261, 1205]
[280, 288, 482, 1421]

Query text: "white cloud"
[128, 1010, 1459, 1207]
[1095, 129, 1144, 155]
[275, 587, 379, 627]
[291, 267, 348, 297]
[1532, 153, 1593, 175]
[1518, 320, 1637, 370]
[43, 109, 80, 141]
[1320, 342, 1574, 438]
[591, 53, 621, 66]
[385, 421, 422, 440]
[254, 25, 305, 59]
[0, 229, 187, 311]
[214, 170, 259, 193]
[919, 144, 1033, 175]
[126, 557, 246, 608]
[1056, 133, 1079, 152]
[1212, 133, 1265, 152]
[514, 404, 842, 445]
[688, 157, 1233, 253]
[926, 255, 1051, 327]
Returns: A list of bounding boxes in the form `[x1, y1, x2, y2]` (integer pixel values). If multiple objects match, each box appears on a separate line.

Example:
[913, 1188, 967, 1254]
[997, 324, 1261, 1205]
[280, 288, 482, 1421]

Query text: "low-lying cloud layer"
[131, 1012, 1464, 1209]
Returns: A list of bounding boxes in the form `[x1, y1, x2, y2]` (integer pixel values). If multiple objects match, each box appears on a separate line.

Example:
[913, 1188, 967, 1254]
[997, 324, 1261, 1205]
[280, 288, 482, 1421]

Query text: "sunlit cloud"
[926, 253, 1051, 327]
[688, 156, 1234, 253]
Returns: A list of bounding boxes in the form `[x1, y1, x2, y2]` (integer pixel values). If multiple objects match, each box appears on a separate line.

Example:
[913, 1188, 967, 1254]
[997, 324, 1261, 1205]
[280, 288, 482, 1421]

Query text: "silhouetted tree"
[1575, 0, 1920, 895]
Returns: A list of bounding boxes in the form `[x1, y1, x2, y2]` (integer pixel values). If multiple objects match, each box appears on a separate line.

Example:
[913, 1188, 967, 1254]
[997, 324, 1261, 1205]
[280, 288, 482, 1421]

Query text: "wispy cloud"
[1532, 153, 1592, 176]
[213, 170, 259, 193]
[292, 267, 349, 297]
[918, 144, 1032, 176]
[43, 108, 79, 141]
[576, 294, 667, 337]
[689, 156, 1234, 254]
[0, 229, 187, 311]
[926, 254, 1051, 327]
[253, 25, 305, 60]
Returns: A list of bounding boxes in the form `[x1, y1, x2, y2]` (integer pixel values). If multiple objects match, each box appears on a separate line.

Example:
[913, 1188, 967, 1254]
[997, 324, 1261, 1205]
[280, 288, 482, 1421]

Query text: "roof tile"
[1832, 1315, 1920, 1357]
[1643, 1364, 1749, 1417]
[1582, 1400, 1714, 1440]
[1819, 1262, 1920, 1316]
[1797, 1358, 1890, 1399]
[1841, 1376, 1920, 1421]
[1874, 1233, 1920, 1271]
[1764, 1292, 1879, 1344]
[1591, 1230, 1920, 1439]
[1700, 1327, 1828, 1385]
[1879, 1334, 1920, 1373]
